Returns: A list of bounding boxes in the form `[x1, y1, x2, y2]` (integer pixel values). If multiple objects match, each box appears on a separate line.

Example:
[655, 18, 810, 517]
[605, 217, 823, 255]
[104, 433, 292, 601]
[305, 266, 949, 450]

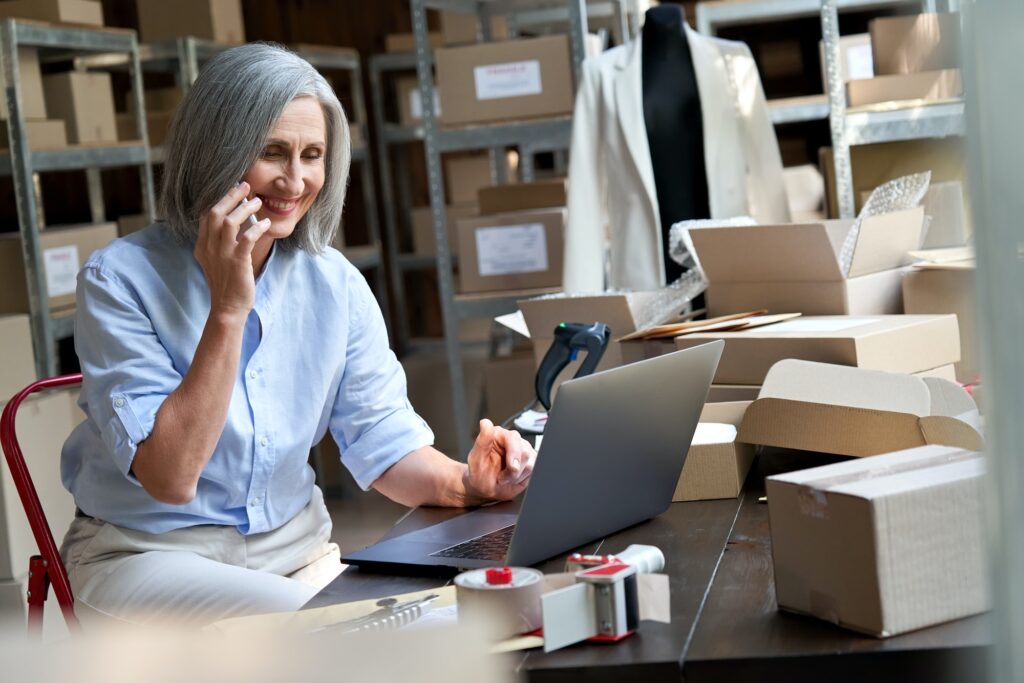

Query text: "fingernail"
[512, 458, 520, 469]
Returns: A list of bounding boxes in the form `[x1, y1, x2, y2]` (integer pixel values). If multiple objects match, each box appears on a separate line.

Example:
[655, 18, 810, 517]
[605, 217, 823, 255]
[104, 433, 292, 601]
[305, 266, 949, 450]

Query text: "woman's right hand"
[194, 181, 272, 321]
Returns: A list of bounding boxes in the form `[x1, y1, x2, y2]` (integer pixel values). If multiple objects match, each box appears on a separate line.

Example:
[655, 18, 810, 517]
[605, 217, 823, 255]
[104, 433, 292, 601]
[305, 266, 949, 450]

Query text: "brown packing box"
[125, 87, 183, 114]
[846, 69, 961, 107]
[0, 389, 78, 580]
[870, 13, 962, 76]
[0, 0, 102, 27]
[385, 32, 443, 53]
[903, 261, 978, 384]
[0, 47, 46, 120]
[766, 445, 987, 637]
[818, 34, 874, 86]
[675, 402, 756, 502]
[435, 35, 573, 126]
[921, 181, 968, 248]
[737, 359, 983, 458]
[410, 203, 477, 257]
[0, 315, 35, 403]
[402, 346, 485, 455]
[689, 208, 925, 317]
[115, 110, 174, 146]
[136, 0, 245, 44]
[478, 178, 567, 215]
[671, 314, 960, 386]
[0, 222, 117, 314]
[116, 213, 150, 237]
[484, 352, 535, 424]
[396, 76, 441, 127]
[445, 154, 496, 205]
[42, 72, 117, 144]
[457, 208, 564, 294]
[439, 11, 508, 46]
[0, 118, 67, 150]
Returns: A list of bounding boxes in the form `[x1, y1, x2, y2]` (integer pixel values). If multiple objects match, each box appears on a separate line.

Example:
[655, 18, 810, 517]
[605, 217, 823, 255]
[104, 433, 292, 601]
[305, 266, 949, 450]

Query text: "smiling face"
[242, 96, 327, 241]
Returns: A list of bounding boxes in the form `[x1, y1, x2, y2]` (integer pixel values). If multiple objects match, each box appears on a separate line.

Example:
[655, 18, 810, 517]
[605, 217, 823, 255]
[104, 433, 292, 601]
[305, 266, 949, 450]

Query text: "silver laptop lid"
[506, 340, 724, 566]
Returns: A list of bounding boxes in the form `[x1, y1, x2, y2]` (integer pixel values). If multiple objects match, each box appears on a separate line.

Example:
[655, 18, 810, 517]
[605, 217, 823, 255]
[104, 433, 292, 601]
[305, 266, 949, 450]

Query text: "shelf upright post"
[412, 0, 472, 457]
[128, 33, 157, 222]
[821, 0, 855, 219]
[567, 0, 590, 90]
[1, 19, 54, 378]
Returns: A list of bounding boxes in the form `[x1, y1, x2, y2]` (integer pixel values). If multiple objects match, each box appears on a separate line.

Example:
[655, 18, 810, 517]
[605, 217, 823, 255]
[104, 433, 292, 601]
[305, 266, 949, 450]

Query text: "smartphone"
[236, 182, 260, 239]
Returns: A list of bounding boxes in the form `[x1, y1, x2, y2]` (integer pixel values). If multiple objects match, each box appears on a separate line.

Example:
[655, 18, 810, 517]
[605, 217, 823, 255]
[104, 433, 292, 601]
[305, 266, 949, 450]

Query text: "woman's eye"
[262, 149, 282, 159]
[303, 151, 323, 161]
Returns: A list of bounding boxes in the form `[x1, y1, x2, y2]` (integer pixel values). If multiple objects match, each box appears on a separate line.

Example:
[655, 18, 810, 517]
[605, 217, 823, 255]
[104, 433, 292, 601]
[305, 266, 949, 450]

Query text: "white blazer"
[564, 25, 791, 293]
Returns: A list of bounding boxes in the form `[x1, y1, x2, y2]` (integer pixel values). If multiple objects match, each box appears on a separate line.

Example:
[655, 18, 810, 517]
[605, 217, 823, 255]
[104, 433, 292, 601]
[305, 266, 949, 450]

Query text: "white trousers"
[60, 486, 343, 627]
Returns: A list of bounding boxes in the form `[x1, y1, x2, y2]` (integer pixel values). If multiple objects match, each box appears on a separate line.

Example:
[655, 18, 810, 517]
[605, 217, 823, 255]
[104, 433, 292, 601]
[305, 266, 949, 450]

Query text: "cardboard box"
[396, 76, 441, 127]
[0, 47, 46, 120]
[116, 213, 150, 237]
[675, 402, 756, 502]
[903, 265, 977, 384]
[671, 315, 960, 386]
[0, 315, 35, 404]
[689, 208, 925, 316]
[818, 33, 874, 86]
[0, 389, 78, 580]
[846, 69, 961, 107]
[42, 71, 117, 144]
[767, 445, 987, 637]
[435, 35, 574, 126]
[478, 178, 567, 215]
[439, 11, 508, 46]
[125, 86, 183, 114]
[410, 203, 477, 257]
[484, 352, 535, 424]
[457, 208, 564, 294]
[870, 13, 962, 76]
[708, 385, 761, 403]
[0, 0, 102, 27]
[446, 154, 499, 205]
[737, 359, 983, 458]
[115, 110, 174, 146]
[0, 118, 67, 150]
[921, 180, 968, 248]
[0, 222, 117, 314]
[402, 346, 485, 455]
[782, 165, 824, 218]
[385, 32, 443, 53]
[136, 0, 245, 44]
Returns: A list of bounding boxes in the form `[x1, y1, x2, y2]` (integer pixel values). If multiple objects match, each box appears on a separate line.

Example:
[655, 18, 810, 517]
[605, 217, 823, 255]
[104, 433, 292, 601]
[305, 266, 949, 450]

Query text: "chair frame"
[0, 373, 83, 635]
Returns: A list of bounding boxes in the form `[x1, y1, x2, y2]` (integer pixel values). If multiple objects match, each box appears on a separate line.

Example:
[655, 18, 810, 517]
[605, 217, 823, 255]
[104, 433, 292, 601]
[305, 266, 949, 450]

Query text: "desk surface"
[308, 452, 991, 682]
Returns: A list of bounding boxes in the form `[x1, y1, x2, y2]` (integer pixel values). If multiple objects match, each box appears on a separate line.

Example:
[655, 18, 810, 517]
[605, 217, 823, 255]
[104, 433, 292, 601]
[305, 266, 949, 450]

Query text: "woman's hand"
[194, 181, 272, 321]
[464, 419, 537, 502]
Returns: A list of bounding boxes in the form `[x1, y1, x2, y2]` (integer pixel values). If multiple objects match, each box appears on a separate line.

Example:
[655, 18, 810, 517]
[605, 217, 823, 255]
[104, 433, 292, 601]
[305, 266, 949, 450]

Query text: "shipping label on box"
[42, 244, 79, 297]
[475, 223, 548, 276]
[474, 60, 543, 99]
[458, 209, 563, 293]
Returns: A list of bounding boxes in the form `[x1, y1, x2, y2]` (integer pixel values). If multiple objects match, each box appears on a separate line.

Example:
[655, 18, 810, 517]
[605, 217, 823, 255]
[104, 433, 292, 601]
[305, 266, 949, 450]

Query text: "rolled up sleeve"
[330, 275, 434, 490]
[75, 265, 183, 482]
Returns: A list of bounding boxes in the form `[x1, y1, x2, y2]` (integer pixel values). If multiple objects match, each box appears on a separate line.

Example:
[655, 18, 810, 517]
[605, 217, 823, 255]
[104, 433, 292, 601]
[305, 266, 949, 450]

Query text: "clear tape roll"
[454, 567, 544, 639]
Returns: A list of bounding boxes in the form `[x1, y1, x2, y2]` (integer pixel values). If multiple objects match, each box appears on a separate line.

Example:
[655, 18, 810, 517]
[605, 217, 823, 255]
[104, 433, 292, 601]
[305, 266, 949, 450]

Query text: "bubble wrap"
[838, 171, 932, 276]
[668, 216, 758, 269]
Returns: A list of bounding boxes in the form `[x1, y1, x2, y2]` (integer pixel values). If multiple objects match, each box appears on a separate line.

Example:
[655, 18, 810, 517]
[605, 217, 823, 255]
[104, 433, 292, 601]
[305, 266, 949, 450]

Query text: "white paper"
[691, 422, 737, 446]
[43, 244, 80, 297]
[408, 88, 440, 119]
[495, 310, 531, 338]
[514, 409, 548, 434]
[475, 223, 548, 276]
[846, 43, 875, 80]
[763, 317, 879, 334]
[474, 60, 542, 100]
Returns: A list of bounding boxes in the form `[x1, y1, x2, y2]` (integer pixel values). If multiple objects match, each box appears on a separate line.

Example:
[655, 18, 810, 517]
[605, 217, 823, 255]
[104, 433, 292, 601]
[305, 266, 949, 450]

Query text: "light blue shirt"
[61, 223, 433, 535]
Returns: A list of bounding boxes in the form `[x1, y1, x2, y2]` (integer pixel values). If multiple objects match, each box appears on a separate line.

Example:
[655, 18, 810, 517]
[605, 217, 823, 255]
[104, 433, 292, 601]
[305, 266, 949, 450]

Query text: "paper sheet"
[495, 310, 531, 338]
[691, 422, 738, 446]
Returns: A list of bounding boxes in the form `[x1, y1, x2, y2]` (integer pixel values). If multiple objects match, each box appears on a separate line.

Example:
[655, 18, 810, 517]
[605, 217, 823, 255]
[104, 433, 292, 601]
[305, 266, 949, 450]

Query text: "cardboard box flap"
[698, 401, 750, 426]
[689, 224, 844, 283]
[847, 207, 925, 277]
[769, 444, 975, 487]
[518, 291, 670, 340]
[922, 376, 978, 418]
[918, 416, 985, 452]
[758, 359, 931, 415]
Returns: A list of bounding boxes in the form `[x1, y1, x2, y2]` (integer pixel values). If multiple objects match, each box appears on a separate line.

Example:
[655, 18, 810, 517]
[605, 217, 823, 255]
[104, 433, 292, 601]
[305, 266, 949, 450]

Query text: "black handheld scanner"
[534, 321, 611, 411]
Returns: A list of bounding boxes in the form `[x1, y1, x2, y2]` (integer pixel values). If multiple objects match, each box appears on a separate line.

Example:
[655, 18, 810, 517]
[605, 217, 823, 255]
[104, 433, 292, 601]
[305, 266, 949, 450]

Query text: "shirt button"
[259, 436, 269, 447]
[249, 369, 258, 379]
[114, 398, 125, 408]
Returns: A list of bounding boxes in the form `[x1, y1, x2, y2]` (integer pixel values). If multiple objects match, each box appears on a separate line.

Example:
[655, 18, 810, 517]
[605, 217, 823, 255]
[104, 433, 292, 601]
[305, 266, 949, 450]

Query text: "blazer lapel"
[613, 36, 659, 218]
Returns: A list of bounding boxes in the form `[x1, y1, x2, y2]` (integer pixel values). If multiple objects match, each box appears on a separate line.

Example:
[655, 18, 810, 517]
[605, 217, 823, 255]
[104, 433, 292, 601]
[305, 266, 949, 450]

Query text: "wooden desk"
[308, 452, 991, 681]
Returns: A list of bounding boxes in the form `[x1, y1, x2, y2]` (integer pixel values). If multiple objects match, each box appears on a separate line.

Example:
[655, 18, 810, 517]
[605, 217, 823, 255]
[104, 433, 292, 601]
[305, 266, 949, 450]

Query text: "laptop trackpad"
[401, 502, 519, 543]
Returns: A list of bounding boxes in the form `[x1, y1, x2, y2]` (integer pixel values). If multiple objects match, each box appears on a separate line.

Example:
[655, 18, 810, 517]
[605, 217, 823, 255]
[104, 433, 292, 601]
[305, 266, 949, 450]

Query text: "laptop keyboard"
[429, 524, 516, 561]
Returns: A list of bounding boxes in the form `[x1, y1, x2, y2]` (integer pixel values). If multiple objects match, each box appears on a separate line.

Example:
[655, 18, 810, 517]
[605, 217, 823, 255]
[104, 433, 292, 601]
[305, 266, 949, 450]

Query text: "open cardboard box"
[737, 359, 983, 457]
[675, 402, 755, 502]
[688, 207, 925, 316]
[767, 445, 987, 637]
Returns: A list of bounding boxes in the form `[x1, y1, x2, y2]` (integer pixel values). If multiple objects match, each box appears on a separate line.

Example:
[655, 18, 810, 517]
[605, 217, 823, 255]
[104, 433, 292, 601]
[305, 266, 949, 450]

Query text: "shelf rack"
[410, 0, 601, 457]
[1, 19, 156, 378]
[78, 39, 390, 328]
[820, 0, 965, 217]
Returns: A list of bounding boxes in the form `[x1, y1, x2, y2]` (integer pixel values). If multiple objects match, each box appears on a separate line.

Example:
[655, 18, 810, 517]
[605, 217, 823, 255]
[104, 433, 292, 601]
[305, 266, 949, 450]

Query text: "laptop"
[342, 340, 724, 573]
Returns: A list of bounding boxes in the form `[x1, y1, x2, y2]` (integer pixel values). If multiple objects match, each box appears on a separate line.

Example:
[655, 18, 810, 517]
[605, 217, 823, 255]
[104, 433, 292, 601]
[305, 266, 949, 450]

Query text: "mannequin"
[642, 4, 710, 284]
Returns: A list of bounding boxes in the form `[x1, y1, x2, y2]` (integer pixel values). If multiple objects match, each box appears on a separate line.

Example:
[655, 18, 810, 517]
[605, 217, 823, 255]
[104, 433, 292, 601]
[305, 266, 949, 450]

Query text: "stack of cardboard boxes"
[134, 0, 246, 44]
[0, 47, 66, 150]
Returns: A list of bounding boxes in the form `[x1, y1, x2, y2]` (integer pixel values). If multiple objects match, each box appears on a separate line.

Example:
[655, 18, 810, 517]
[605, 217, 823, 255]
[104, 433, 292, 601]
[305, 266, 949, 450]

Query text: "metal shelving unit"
[820, 0, 965, 217]
[1, 19, 156, 378]
[411, 0, 597, 457]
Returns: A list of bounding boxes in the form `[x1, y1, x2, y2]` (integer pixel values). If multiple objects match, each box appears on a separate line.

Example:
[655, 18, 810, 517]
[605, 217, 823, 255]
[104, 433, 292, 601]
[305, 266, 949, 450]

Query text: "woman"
[59, 43, 536, 626]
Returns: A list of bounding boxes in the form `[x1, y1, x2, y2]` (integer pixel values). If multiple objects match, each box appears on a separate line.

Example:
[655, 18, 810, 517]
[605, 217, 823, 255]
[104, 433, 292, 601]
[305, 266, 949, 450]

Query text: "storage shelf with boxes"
[0, 18, 156, 378]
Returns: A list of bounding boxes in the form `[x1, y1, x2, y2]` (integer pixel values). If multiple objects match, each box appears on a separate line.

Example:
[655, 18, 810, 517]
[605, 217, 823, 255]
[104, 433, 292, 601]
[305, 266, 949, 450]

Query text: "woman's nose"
[275, 158, 306, 194]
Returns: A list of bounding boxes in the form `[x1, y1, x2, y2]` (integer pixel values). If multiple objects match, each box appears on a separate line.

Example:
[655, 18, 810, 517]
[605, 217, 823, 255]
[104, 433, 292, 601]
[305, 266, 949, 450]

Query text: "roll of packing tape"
[454, 566, 544, 638]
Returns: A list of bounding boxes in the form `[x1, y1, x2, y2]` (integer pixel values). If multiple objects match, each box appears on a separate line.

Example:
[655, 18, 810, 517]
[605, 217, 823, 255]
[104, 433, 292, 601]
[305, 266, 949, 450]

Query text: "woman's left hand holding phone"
[194, 181, 272, 323]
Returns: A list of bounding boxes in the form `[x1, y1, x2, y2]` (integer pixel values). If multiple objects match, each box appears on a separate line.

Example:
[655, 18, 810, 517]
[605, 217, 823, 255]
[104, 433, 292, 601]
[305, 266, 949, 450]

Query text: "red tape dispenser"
[541, 544, 665, 652]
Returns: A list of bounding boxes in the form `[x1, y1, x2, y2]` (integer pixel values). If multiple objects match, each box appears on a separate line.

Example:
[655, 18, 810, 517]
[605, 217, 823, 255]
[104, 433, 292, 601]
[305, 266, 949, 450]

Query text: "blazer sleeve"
[731, 44, 792, 224]
[563, 58, 608, 293]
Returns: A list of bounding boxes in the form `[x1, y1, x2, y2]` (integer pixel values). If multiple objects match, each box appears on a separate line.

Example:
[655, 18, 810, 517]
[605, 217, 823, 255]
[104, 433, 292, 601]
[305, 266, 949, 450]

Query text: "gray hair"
[158, 43, 350, 253]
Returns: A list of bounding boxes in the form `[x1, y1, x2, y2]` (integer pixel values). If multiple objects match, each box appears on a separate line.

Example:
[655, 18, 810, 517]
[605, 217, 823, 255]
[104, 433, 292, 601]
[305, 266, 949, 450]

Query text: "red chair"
[0, 373, 83, 635]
